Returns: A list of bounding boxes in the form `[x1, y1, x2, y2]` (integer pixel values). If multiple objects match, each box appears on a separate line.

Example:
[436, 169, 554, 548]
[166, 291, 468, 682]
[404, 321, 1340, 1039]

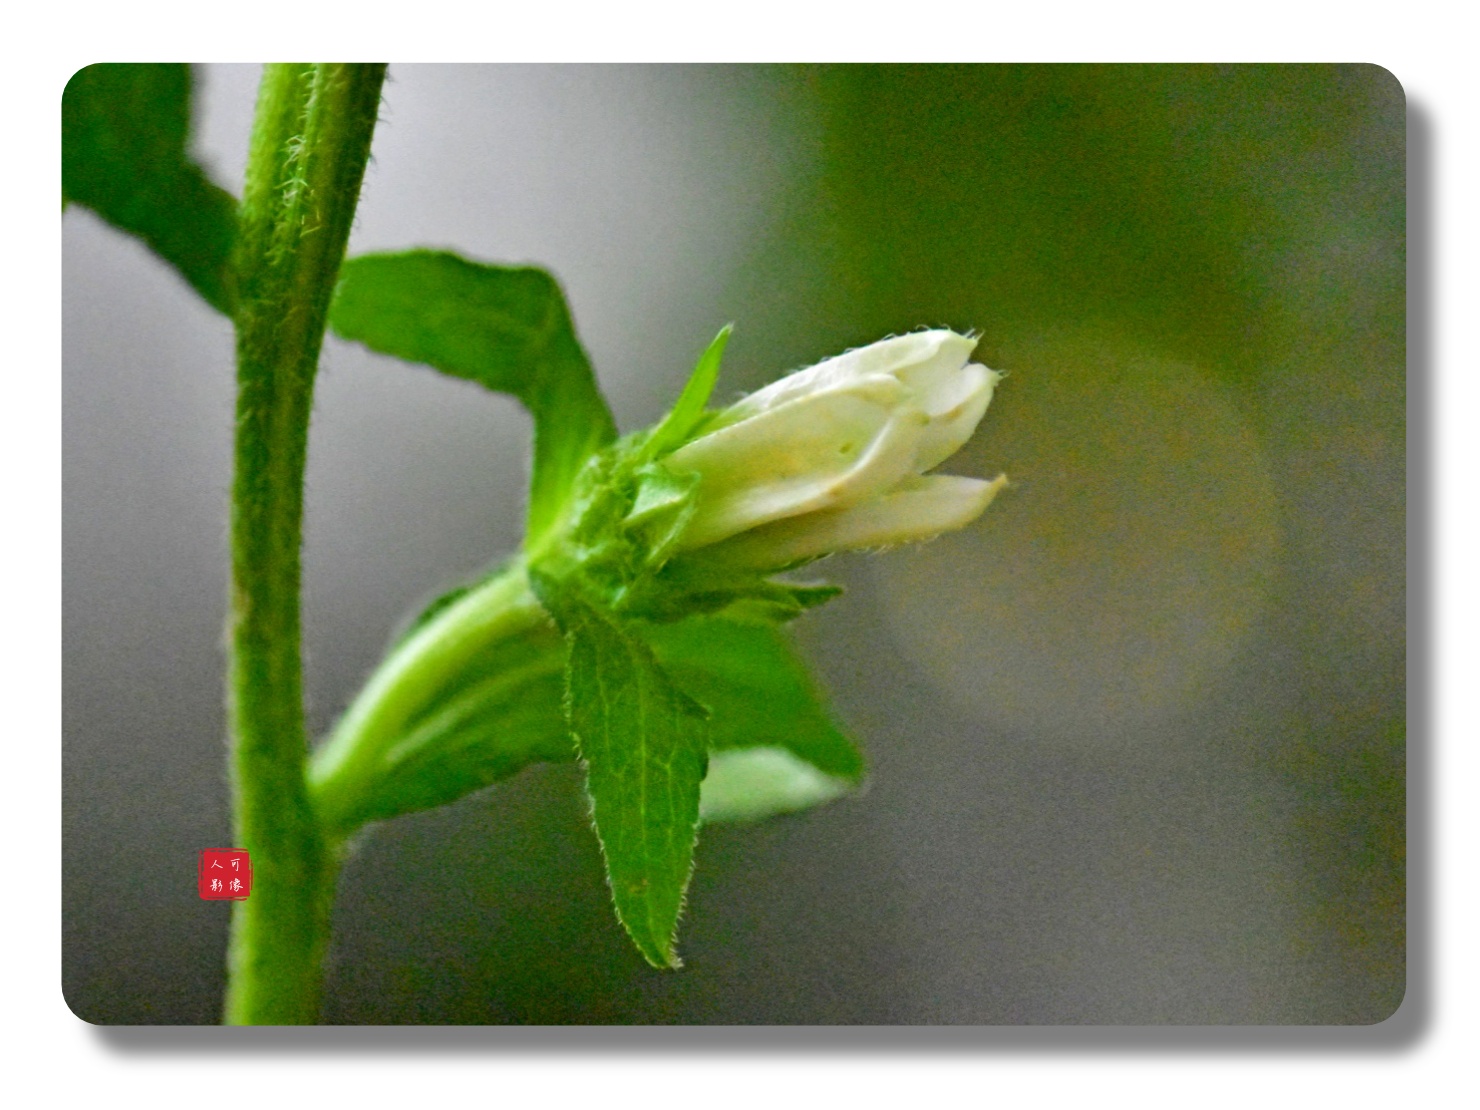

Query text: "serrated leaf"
[62, 63, 237, 313]
[643, 325, 732, 460]
[645, 616, 864, 822]
[531, 572, 708, 969]
[329, 251, 618, 545]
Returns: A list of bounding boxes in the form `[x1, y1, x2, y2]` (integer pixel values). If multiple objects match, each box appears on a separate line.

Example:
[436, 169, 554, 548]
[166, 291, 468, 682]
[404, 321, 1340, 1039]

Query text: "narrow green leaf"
[643, 324, 732, 460]
[531, 572, 708, 969]
[329, 251, 617, 545]
[62, 63, 237, 313]
[645, 616, 864, 821]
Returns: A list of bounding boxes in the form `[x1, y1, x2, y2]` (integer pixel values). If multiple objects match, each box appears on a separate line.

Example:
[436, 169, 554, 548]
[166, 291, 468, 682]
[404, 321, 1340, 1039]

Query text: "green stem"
[307, 562, 553, 835]
[225, 63, 386, 1026]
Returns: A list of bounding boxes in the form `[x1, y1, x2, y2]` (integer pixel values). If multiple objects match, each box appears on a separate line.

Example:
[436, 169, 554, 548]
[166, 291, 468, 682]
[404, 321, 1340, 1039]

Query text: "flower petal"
[667, 388, 928, 550]
[723, 330, 971, 422]
[912, 362, 1000, 473]
[667, 376, 903, 493]
[703, 474, 1008, 568]
[882, 331, 980, 411]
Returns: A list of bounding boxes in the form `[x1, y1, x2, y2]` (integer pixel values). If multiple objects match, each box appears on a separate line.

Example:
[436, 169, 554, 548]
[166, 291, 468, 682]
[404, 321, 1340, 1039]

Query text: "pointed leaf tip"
[531, 574, 708, 969]
[645, 324, 734, 460]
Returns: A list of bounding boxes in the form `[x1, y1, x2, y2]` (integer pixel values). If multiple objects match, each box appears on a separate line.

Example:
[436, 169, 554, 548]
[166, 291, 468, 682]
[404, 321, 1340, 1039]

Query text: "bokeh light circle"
[874, 331, 1282, 744]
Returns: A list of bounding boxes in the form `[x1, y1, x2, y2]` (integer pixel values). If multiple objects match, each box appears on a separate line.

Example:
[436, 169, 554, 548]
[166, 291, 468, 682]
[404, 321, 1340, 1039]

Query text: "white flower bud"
[662, 330, 1004, 565]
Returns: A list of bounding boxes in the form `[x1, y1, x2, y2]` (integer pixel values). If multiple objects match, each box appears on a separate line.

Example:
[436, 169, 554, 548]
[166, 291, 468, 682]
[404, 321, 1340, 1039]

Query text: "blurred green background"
[63, 64, 1404, 1023]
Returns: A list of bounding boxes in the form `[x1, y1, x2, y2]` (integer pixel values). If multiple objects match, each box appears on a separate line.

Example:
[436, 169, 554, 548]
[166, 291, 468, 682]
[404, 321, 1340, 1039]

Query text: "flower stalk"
[307, 562, 556, 836]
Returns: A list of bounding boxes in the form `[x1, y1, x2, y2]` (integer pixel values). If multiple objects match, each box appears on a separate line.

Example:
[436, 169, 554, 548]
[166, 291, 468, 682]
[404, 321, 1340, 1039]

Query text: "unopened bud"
[662, 330, 1005, 567]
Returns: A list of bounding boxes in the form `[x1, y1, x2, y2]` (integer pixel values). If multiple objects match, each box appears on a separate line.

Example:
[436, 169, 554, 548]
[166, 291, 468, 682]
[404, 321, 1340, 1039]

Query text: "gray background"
[63, 64, 1405, 1024]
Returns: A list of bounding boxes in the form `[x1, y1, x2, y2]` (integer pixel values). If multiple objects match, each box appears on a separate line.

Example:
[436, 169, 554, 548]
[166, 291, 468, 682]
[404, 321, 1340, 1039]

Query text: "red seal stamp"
[198, 849, 252, 900]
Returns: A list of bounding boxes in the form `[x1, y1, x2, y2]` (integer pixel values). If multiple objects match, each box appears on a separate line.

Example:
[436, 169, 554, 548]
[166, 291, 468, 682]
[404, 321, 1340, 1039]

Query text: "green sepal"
[530, 569, 709, 969]
[328, 251, 618, 546]
[628, 464, 701, 569]
[62, 63, 238, 313]
[528, 435, 658, 613]
[642, 325, 732, 461]
[532, 427, 847, 625]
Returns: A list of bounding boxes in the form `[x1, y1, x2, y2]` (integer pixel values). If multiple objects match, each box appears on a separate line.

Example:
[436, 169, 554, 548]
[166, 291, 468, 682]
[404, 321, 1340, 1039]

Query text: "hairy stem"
[225, 63, 386, 1025]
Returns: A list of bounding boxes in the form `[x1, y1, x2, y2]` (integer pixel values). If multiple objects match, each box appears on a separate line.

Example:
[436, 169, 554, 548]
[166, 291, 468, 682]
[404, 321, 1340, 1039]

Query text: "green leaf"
[643, 325, 732, 460]
[531, 571, 709, 969]
[329, 251, 618, 545]
[645, 616, 864, 821]
[62, 63, 237, 314]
